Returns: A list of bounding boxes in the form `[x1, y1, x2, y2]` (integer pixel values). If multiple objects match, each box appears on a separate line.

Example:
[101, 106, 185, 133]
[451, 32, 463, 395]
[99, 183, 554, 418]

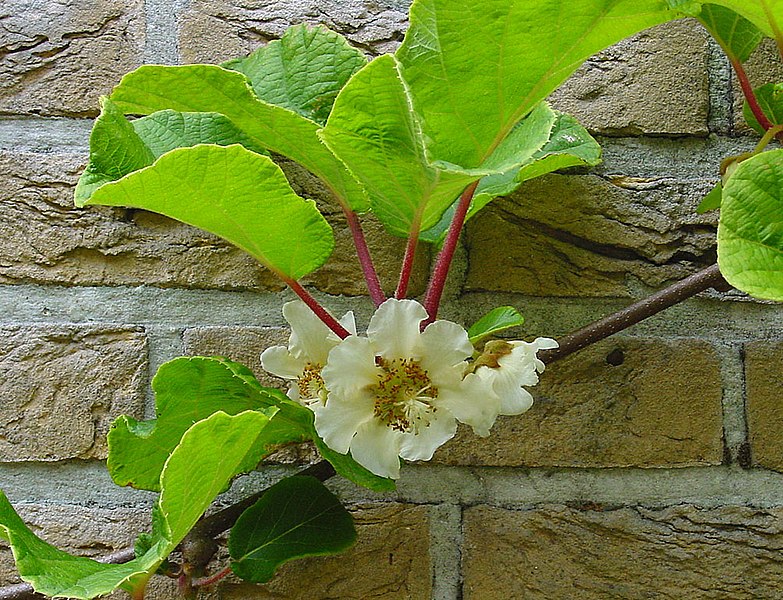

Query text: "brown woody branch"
[0, 263, 728, 600]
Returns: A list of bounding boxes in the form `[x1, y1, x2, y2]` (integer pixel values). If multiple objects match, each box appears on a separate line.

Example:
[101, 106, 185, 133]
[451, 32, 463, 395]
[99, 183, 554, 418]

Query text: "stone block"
[0, 0, 144, 116]
[463, 504, 783, 599]
[745, 340, 783, 471]
[179, 0, 409, 64]
[549, 20, 710, 136]
[464, 174, 717, 297]
[434, 338, 724, 468]
[0, 325, 147, 461]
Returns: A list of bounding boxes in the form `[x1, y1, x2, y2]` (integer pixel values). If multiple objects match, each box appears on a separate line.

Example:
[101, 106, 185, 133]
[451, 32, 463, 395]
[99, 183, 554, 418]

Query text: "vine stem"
[343, 209, 386, 307]
[732, 58, 774, 132]
[0, 265, 729, 600]
[422, 181, 480, 324]
[284, 278, 351, 339]
[191, 566, 233, 588]
[395, 226, 420, 300]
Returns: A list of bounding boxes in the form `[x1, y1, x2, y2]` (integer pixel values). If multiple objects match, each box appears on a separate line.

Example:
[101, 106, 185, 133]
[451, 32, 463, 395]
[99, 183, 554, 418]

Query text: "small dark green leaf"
[314, 436, 397, 492]
[468, 307, 525, 345]
[697, 182, 723, 213]
[229, 476, 356, 583]
[224, 24, 366, 125]
[744, 83, 783, 135]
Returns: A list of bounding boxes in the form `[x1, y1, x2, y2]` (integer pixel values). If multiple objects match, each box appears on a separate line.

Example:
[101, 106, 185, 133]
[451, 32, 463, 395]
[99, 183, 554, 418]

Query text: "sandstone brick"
[463, 504, 783, 599]
[0, 0, 144, 116]
[1, 150, 420, 295]
[732, 39, 783, 135]
[0, 325, 147, 461]
[179, 0, 409, 64]
[434, 338, 724, 468]
[549, 20, 710, 136]
[745, 340, 783, 471]
[464, 174, 717, 297]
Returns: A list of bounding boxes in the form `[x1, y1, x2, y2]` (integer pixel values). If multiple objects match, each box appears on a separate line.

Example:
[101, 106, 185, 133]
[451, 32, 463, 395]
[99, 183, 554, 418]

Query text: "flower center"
[373, 357, 439, 433]
[297, 362, 327, 406]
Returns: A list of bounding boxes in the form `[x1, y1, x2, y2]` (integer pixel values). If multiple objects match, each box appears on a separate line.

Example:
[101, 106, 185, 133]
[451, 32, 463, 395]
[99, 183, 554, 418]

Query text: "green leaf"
[744, 83, 783, 134]
[109, 64, 369, 212]
[0, 411, 274, 599]
[224, 24, 366, 125]
[82, 144, 334, 281]
[395, 0, 678, 169]
[109, 356, 312, 492]
[697, 4, 763, 62]
[313, 436, 396, 492]
[680, 1, 783, 39]
[467, 307, 526, 345]
[75, 99, 269, 205]
[718, 149, 783, 300]
[229, 476, 356, 583]
[697, 182, 723, 213]
[420, 110, 601, 245]
[320, 55, 478, 237]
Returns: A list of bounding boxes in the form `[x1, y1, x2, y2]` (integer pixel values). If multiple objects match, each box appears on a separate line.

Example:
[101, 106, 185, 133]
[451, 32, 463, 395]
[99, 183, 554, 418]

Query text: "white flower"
[475, 337, 558, 415]
[260, 301, 355, 407]
[314, 299, 498, 479]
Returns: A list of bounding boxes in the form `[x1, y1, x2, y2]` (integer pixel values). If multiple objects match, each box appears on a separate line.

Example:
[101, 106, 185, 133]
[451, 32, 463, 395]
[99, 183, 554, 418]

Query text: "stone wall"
[1, 1, 782, 599]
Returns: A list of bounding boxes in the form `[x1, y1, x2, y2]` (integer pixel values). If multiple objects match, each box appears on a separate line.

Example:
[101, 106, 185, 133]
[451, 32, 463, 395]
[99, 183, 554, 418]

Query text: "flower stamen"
[373, 357, 439, 433]
[297, 362, 327, 406]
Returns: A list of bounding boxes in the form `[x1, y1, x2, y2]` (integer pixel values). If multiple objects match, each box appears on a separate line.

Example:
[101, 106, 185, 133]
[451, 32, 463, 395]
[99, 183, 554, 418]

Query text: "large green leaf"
[0, 411, 274, 599]
[697, 4, 763, 62]
[229, 476, 356, 583]
[108, 64, 368, 211]
[396, 0, 678, 169]
[671, 0, 783, 38]
[223, 24, 366, 125]
[82, 144, 334, 281]
[75, 99, 268, 205]
[718, 149, 783, 300]
[108, 357, 312, 492]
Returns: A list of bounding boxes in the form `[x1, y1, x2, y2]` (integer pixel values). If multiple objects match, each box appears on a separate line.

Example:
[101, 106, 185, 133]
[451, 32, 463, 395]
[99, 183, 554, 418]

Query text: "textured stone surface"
[465, 174, 718, 297]
[180, 0, 409, 64]
[0, 325, 147, 461]
[435, 338, 724, 468]
[463, 504, 783, 599]
[550, 20, 710, 136]
[0, 503, 148, 586]
[733, 39, 783, 135]
[746, 340, 783, 471]
[0, 151, 421, 294]
[0, 0, 144, 116]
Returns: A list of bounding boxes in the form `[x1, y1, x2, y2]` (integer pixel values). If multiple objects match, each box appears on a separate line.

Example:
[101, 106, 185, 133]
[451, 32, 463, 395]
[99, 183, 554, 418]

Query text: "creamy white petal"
[438, 372, 500, 436]
[398, 409, 457, 461]
[419, 320, 473, 382]
[260, 345, 306, 380]
[367, 298, 428, 358]
[478, 365, 536, 415]
[312, 390, 376, 454]
[349, 420, 403, 479]
[283, 300, 341, 365]
[322, 336, 379, 398]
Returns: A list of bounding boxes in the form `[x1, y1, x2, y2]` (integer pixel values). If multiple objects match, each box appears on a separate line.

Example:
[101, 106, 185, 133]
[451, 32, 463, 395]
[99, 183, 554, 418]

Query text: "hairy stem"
[423, 181, 479, 323]
[395, 228, 420, 299]
[284, 279, 351, 339]
[192, 566, 233, 588]
[732, 58, 774, 132]
[344, 210, 386, 307]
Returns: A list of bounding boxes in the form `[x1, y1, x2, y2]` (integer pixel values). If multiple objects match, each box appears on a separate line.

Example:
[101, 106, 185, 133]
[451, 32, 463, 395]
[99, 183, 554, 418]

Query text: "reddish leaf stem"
[192, 566, 233, 588]
[284, 278, 351, 339]
[422, 181, 479, 324]
[732, 58, 773, 132]
[343, 209, 386, 307]
[395, 227, 420, 299]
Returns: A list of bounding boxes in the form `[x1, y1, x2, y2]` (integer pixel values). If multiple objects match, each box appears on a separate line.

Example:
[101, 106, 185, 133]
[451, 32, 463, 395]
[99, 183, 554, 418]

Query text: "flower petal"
[419, 320, 473, 381]
[260, 345, 305, 380]
[398, 410, 457, 461]
[349, 420, 403, 479]
[312, 389, 375, 455]
[438, 372, 499, 436]
[321, 336, 379, 398]
[367, 298, 427, 359]
[283, 300, 341, 365]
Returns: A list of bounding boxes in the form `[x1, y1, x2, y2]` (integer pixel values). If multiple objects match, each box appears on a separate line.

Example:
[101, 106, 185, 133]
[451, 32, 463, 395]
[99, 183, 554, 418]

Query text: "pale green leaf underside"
[229, 476, 356, 583]
[468, 306, 525, 345]
[108, 357, 309, 492]
[109, 64, 368, 211]
[683, 0, 783, 38]
[396, 0, 678, 169]
[0, 411, 273, 599]
[697, 182, 723, 213]
[224, 24, 366, 125]
[718, 149, 783, 300]
[697, 3, 763, 62]
[85, 144, 334, 281]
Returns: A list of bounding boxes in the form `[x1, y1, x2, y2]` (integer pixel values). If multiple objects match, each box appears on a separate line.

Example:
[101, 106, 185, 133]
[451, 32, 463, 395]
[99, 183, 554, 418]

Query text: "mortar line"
[716, 342, 750, 467]
[705, 37, 733, 135]
[143, 0, 189, 65]
[429, 504, 463, 600]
